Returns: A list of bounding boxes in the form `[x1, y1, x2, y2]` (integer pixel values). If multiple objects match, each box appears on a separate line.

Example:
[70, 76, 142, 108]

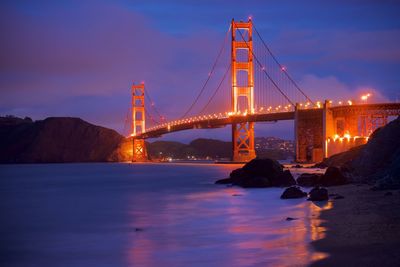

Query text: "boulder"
[308, 186, 329, 201]
[215, 158, 294, 188]
[239, 176, 271, 188]
[292, 164, 303, 168]
[271, 170, 296, 187]
[242, 158, 283, 179]
[297, 173, 322, 187]
[280, 186, 307, 199]
[215, 177, 234, 184]
[320, 166, 348, 186]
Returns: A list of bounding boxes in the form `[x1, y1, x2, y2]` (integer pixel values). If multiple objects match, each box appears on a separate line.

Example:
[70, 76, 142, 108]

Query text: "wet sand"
[311, 184, 400, 266]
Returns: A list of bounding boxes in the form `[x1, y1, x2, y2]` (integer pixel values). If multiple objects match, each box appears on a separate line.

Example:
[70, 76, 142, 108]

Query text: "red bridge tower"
[231, 19, 256, 162]
[132, 82, 148, 162]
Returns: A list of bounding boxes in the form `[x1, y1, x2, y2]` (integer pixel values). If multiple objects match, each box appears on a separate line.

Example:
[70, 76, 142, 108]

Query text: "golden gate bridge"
[123, 19, 400, 163]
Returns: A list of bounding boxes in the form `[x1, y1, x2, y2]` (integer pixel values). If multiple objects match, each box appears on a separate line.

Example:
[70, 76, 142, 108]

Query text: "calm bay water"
[0, 163, 328, 267]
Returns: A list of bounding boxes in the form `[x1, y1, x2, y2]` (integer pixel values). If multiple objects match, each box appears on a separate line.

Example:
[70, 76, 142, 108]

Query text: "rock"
[242, 158, 283, 179]
[286, 217, 298, 221]
[297, 173, 322, 187]
[134, 228, 143, 232]
[215, 158, 291, 188]
[272, 170, 296, 187]
[280, 186, 307, 199]
[319, 166, 348, 186]
[292, 164, 303, 168]
[239, 176, 270, 188]
[308, 186, 329, 201]
[232, 194, 243, 197]
[384, 192, 393, 196]
[215, 177, 233, 184]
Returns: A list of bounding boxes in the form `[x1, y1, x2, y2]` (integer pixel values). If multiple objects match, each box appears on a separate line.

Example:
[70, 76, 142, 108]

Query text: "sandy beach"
[311, 184, 400, 266]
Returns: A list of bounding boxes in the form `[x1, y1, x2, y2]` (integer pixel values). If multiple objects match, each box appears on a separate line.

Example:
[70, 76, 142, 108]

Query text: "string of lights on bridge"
[140, 97, 371, 135]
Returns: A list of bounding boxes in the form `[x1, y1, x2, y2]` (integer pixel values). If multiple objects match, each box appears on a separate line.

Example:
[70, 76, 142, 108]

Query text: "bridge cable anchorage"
[198, 63, 232, 115]
[253, 25, 314, 105]
[234, 22, 294, 107]
[144, 90, 165, 122]
[179, 24, 232, 119]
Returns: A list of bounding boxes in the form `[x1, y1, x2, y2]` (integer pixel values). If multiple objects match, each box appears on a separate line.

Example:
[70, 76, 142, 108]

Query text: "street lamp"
[361, 93, 371, 104]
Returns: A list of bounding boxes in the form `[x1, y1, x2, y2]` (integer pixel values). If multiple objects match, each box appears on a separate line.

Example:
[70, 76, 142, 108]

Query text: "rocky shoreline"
[215, 116, 400, 266]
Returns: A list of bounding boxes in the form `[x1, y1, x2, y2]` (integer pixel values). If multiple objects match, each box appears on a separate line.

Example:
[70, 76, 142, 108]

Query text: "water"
[0, 163, 328, 267]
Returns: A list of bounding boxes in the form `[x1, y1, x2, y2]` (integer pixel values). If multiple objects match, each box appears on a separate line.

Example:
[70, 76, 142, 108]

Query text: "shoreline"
[310, 184, 400, 266]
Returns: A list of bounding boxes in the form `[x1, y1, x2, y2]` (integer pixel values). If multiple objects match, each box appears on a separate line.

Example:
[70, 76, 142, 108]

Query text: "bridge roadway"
[137, 102, 400, 139]
[138, 111, 295, 139]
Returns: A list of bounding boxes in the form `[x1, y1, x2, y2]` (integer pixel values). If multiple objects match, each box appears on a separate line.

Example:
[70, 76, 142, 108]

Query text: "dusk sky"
[1, 0, 400, 142]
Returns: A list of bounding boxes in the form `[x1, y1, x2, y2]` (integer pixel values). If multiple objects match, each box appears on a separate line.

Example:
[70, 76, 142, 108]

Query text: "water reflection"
[127, 185, 332, 267]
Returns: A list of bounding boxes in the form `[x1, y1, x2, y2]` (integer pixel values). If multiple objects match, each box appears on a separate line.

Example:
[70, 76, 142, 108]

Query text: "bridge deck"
[137, 102, 400, 139]
[139, 112, 295, 139]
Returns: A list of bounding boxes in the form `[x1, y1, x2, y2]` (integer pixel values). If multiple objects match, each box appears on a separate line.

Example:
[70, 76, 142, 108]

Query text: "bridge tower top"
[132, 82, 145, 136]
[231, 18, 254, 114]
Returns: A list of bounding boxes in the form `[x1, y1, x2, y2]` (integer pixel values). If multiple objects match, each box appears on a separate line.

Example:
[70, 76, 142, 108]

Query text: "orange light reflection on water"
[126, 181, 332, 267]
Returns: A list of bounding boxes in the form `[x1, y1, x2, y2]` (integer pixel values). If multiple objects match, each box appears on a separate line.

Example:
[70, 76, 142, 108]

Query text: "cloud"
[0, 1, 227, 129]
[299, 74, 389, 103]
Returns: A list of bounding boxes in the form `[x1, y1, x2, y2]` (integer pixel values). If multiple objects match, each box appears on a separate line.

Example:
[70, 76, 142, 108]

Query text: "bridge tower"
[231, 19, 256, 162]
[132, 82, 148, 162]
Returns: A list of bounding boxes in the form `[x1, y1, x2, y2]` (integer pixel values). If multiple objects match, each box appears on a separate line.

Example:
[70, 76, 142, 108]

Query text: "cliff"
[0, 116, 130, 163]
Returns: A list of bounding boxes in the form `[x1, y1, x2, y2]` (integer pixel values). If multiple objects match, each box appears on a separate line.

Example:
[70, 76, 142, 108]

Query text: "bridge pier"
[132, 138, 148, 162]
[294, 103, 324, 163]
[232, 122, 256, 162]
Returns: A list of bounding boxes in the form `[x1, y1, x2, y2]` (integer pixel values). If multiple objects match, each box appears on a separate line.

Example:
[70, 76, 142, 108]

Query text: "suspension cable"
[144, 89, 165, 122]
[234, 22, 294, 106]
[253, 25, 314, 104]
[198, 63, 231, 115]
[179, 24, 231, 119]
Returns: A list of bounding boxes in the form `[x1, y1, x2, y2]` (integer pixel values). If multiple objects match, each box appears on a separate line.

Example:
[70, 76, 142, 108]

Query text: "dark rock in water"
[384, 191, 393, 196]
[215, 177, 233, 184]
[297, 173, 322, 187]
[232, 194, 243, 197]
[230, 168, 251, 182]
[216, 158, 292, 188]
[240, 176, 271, 188]
[134, 228, 143, 232]
[286, 217, 298, 221]
[272, 170, 296, 187]
[319, 166, 348, 186]
[242, 158, 283, 179]
[308, 186, 329, 201]
[280, 186, 307, 199]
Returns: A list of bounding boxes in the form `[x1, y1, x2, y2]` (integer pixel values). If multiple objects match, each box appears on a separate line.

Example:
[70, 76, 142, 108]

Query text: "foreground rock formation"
[317, 116, 400, 189]
[0, 116, 131, 163]
[215, 158, 296, 188]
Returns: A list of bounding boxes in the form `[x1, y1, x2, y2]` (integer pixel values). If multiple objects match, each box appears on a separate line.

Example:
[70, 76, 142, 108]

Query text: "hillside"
[0, 116, 129, 163]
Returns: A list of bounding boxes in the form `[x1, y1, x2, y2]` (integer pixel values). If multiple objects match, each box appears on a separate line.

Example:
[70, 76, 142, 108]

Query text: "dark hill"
[0, 116, 129, 163]
[189, 138, 231, 158]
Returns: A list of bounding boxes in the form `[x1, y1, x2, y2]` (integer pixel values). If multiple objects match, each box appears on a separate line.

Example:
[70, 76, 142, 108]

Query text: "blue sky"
[1, 0, 399, 142]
